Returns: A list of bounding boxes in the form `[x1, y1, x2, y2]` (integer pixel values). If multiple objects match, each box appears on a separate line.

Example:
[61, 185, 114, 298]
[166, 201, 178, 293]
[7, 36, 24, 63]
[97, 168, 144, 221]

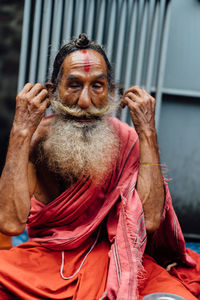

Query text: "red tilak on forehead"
[82, 50, 90, 72]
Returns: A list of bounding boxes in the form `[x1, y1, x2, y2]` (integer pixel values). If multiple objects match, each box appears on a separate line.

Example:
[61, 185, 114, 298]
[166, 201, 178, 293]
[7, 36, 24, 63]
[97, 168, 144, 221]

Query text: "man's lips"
[77, 119, 93, 123]
[65, 114, 101, 122]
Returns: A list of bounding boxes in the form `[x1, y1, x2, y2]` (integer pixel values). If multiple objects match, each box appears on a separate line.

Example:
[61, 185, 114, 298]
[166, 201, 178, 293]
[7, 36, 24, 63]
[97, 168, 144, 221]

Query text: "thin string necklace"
[60, 227, 101, 280]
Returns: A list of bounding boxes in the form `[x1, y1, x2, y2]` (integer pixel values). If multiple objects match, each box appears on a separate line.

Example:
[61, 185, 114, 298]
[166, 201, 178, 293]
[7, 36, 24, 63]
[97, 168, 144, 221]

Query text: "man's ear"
[45, 82, 56, 94]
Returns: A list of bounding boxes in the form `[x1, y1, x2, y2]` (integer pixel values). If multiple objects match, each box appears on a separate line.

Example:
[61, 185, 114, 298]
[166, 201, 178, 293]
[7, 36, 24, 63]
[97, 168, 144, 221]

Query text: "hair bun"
[75, 33, 90, 48]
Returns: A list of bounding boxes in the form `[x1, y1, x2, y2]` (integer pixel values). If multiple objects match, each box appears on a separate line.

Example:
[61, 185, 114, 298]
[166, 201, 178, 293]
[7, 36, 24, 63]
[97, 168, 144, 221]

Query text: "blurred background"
[0, 0, 200, 241]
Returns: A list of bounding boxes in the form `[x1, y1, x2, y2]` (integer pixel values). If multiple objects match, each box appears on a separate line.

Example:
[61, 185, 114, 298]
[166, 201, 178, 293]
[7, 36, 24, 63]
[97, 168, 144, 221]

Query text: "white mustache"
[50, 93, 120, 120]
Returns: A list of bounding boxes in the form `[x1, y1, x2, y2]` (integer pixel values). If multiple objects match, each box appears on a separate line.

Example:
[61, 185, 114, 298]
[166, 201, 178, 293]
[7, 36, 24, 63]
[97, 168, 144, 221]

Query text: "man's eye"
[69, 82, 81, 88]
[93, 82, 103, 89]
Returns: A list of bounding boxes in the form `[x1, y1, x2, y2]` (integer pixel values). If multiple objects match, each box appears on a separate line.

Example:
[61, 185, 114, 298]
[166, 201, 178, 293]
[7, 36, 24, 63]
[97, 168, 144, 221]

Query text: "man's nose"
[77, 87, 91, 109]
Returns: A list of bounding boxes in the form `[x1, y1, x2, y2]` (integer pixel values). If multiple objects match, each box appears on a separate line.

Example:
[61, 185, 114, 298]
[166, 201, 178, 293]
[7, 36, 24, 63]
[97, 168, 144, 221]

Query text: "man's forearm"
[137, 129, 164, 233]
[0, 128, 32, 235]
[121, 86, 165, 233]
[0, 83, 49, 235]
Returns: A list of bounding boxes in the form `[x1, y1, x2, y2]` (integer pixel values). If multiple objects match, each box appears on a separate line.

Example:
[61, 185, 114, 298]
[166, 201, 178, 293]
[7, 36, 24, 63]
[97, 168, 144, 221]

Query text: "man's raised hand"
[121, 86, 164, 232]
[14, 83, 50, 137]
[121, 86, 156, 135]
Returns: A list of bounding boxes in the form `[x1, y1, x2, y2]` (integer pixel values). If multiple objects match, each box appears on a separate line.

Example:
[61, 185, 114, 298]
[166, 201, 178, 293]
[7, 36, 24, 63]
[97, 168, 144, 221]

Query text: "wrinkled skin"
[121, 86, 156, 134]
[14, 83, 50, 136]
[121, 86, 164, 232]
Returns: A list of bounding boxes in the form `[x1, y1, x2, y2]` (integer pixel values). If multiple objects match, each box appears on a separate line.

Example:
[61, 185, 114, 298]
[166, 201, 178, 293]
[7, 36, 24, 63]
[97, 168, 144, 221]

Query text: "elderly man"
[0, 34, 199, 299]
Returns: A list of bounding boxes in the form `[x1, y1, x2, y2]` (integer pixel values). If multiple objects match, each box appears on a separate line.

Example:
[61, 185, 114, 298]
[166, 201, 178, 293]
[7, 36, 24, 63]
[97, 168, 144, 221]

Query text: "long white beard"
[39, 115, 120, 186]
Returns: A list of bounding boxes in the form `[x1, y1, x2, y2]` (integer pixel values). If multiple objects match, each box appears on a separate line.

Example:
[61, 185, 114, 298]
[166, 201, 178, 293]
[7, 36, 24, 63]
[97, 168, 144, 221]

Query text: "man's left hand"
[121, 86, 156, 135]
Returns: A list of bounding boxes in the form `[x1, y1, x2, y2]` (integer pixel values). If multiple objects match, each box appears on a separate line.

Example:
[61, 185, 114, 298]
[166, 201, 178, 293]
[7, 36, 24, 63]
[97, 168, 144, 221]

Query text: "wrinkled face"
[58, 49, 109, 110]
[39, 50, 119, 186]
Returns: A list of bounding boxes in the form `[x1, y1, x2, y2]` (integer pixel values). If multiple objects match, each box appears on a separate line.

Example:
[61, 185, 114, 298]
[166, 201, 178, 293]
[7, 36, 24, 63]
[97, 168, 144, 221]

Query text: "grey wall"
[158, 0, 200, 237]
[0, 0, 24, 173]
[164, 0, 200, 95]
[159, 96, 200, 236]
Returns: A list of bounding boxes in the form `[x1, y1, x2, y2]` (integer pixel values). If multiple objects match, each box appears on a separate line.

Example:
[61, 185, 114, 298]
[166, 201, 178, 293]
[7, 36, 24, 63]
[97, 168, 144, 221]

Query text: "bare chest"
[28, 162, 69, 205]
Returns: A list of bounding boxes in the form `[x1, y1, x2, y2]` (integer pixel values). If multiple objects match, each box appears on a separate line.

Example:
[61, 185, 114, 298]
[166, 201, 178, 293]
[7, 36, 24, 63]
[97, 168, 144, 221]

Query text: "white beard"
[39, 115, 120, 187]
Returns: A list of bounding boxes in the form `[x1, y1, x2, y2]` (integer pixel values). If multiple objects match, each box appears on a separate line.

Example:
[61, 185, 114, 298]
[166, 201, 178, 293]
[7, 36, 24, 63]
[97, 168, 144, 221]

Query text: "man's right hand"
[14, 83, 50, 137]
[0, 83, 50, 235]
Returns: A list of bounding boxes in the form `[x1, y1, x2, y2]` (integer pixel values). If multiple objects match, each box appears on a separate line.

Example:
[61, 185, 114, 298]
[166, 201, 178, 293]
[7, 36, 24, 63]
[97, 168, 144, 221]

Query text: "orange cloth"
[139, 254, 197, 300]
[0, 237, 199, 299]
[0, 237, 109, 299]
[0, 233, 12, 250]
[169, 249, 200, 299]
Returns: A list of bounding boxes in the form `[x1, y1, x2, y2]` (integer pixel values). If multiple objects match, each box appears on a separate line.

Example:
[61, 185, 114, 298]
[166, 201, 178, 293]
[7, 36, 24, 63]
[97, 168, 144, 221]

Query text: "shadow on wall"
[159, 95, 200, 239]
[0, 0, 24, 174]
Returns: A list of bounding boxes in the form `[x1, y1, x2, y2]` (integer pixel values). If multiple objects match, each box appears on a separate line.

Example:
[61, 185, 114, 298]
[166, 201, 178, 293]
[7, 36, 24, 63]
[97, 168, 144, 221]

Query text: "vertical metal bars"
[61, 0, 74, 44]
[17, 0, 32, 91]
[28, 0, 42, 83]
[18, 0, 172, 127]
[84, 0, 95, 39]
[114, 0, 127, 84]
[145, 0, 159, 93]
[73, 0, 85, 37]
[48, 0, 64, 74]
[104, 0, 117, 61]
[155, 0, 172, 129]
[37, 0, 53, 84]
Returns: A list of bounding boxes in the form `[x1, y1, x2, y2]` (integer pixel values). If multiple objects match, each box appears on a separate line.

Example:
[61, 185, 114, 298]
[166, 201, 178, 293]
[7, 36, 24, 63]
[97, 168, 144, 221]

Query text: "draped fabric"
[0, 238, 110, 300]
[169, 249, 200, 299]
[26, 117, 195, 299]
[146, 184, 196, 268]
[138, 254, 198, 300]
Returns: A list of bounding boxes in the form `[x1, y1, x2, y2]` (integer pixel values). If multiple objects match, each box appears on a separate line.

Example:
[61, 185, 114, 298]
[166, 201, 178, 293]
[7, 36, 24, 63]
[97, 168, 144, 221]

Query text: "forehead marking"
[82, 50, 91, 72]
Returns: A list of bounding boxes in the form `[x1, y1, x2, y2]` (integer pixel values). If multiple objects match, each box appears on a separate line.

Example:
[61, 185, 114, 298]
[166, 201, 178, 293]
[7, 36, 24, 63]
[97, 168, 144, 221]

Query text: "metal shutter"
[18, 0, 172, 128]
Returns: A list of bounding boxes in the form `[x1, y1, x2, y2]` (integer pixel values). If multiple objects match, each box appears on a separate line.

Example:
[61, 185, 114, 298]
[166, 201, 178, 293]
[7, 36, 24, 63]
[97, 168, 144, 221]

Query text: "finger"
[149, 97, 155, 113]
[126, 91, 142, 102]
[120, 97, 129, 108]
[28, 98, 50, 120]
[38, 98, 51, 112]
[124, 86, 143, 97]
[142, 88, 153, 100]
[17, 83, 34, 97]
[122, 98, 142, 117]
[121, 91, 141, 108]
[123, 95, 149, 116]
[121, 94, 137, 108]
[33, 89, 49, 103]
[26, 83, 46, 98]
[149, 95, 156, 110]
[142, 89, 156, 104]
[28, 94, 49, 115]
[122, 96, 138, 110]
[141, 89, 156, 111]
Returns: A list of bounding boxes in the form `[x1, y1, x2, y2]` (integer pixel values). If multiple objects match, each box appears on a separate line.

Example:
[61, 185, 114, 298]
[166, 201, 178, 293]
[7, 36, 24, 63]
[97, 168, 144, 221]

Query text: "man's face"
[58, 49, 109, 112]
[39, 49, 119, 186]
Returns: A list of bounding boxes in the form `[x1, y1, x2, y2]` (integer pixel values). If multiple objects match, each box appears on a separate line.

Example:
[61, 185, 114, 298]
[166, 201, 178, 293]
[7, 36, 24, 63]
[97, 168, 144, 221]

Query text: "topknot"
[75, 33, 90, 48]
[51, 33, 113, 90]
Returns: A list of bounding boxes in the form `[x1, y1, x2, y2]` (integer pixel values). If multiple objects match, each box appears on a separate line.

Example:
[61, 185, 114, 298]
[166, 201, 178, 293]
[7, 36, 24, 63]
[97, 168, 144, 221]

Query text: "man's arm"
[0, 83, 49, 235]
[121, 86, 164, 233]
